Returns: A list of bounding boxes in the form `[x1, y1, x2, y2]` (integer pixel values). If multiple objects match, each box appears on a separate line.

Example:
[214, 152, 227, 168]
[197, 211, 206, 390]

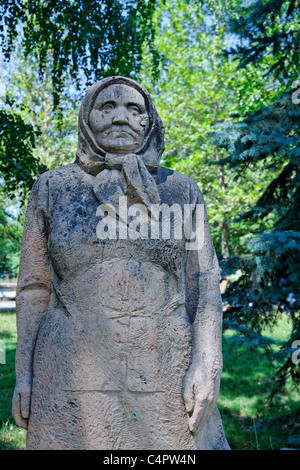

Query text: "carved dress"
[16, 77, 229, 450]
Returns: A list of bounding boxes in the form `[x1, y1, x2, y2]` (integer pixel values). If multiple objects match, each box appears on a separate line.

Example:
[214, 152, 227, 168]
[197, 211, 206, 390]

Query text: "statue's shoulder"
[156, 165, 197, 183]
[156, 165, 204, 200]
[38, 162, 79, 181]
[33, 163, 81, 189]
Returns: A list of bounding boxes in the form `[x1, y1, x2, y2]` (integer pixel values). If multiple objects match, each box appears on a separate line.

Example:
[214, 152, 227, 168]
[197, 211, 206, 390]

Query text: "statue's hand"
[12, 377, 32, 429]
[183, 364, 220, 435]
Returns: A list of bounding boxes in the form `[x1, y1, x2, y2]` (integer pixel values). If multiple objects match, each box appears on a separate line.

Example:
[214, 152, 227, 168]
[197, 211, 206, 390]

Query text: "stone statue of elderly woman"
[12, 76, 230, 450]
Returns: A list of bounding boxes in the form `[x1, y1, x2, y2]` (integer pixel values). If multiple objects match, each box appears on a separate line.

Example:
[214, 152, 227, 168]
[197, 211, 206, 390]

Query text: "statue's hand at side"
[12, 377, 32, 429]
[183, 364, 221, 435]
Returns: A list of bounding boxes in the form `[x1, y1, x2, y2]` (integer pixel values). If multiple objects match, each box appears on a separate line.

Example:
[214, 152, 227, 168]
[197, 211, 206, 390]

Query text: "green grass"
[218, 315, 300, 450]
[0, 310, 299, 450]
[0, 310, 26, 449]
[0, 278, 18, 284]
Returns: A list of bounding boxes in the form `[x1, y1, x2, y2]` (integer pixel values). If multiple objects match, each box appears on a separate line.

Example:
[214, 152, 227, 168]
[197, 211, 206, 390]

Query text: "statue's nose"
[112, 106, 129, 125]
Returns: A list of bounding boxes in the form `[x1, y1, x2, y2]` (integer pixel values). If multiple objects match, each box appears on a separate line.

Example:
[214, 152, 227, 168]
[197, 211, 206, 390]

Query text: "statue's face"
[89, 84, 150, 154]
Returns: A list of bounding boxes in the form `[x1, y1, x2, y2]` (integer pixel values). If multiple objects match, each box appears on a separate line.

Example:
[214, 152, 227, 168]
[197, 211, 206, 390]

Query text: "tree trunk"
[218, 164, 230, 258]
[220, 219, 230, 258]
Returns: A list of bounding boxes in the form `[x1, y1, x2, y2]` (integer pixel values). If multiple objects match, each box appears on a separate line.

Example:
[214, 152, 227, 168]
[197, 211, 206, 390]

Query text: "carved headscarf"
[75, 76, 164, 217]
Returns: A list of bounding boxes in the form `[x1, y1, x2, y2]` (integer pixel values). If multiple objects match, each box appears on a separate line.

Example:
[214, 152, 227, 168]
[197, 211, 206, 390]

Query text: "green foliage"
[6, 53, 79, 169]
[0, 216, 21, 277]
[220, 315, 300, 450]
[0, 192, 24, 277]
[141, 0, 279, 257]
[0, 311, 26, 450]
[212, 0, 300, 394]
[226, 0, 300, 80]
[0, 105, 47, 198]
[214, 92, 300, 173]
[0, 0, 158, 107]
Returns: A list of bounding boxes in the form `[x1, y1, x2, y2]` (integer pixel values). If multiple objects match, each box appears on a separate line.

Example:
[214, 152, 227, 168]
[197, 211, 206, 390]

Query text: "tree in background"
[5, 53, 79, 169]
[0, 88, 46, 199]
[141, 0, 281, 258]
[0, 0, 158, 106]
[0, 0, 158, 194]
[0, 194, 23, 277]
[226, 0, 299, 80]
[212, 0, 300, 395]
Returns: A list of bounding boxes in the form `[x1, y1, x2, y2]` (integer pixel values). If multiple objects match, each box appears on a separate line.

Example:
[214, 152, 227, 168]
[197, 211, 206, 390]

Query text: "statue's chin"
[99, 143, 140, 155]
[106, 149, 137, 155]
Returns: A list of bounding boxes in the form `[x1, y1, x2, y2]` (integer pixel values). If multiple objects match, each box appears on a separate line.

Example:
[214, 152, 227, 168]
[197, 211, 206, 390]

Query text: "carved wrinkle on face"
[89, 84, 150, 154]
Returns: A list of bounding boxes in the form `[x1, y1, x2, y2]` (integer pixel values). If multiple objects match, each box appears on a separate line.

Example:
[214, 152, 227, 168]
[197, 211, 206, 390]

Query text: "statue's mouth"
[105, 128, 136, 139]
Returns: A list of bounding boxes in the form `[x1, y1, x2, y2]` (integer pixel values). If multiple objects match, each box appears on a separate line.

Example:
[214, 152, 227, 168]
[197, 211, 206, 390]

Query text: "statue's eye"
[101, 103, 114, 113]
[128, 105, 141, 116]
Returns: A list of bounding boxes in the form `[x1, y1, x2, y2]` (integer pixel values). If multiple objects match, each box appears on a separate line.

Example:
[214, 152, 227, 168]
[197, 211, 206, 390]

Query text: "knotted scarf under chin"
[92, 153, 161, 222]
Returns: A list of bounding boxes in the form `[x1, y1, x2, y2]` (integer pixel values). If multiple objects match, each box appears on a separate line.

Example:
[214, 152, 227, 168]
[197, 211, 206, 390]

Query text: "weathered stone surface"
[12, 76, 230, 450]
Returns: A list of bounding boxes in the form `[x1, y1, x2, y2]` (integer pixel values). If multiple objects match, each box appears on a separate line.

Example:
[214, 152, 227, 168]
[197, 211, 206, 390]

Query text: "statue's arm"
[183, 190, 223, 435]
[12, 178, 52, 429]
